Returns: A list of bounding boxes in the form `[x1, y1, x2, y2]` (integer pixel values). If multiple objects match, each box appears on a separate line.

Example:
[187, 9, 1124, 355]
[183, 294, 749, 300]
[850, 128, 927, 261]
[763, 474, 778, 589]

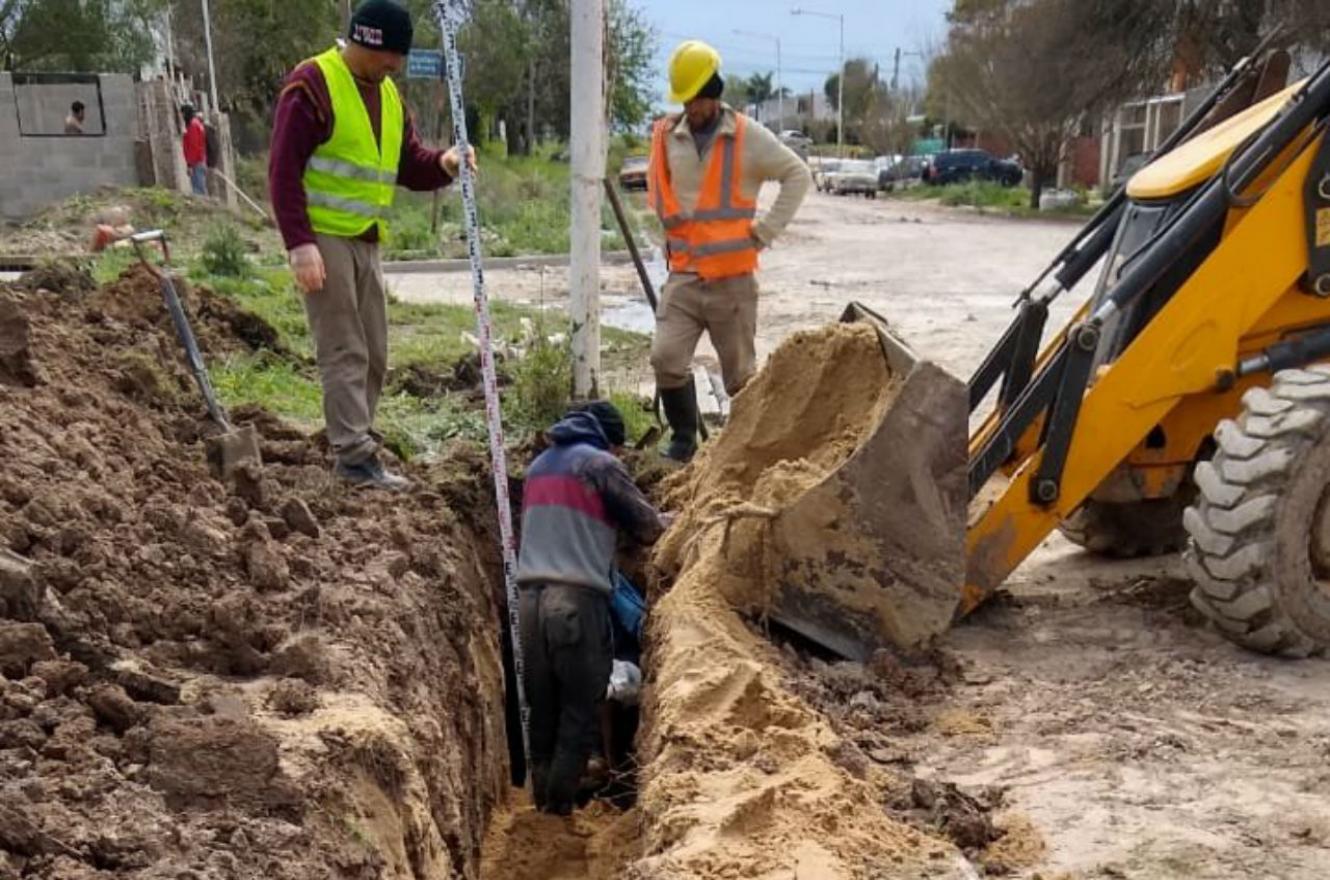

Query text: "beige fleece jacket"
[657, 104, 812, 249]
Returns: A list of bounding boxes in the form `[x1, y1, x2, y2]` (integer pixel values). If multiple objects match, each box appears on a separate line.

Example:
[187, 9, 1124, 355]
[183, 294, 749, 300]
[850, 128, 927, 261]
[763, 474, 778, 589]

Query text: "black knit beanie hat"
[575, 400, 627, 447]
[349, 0, 413, 56]
[697, 72, 725, 100]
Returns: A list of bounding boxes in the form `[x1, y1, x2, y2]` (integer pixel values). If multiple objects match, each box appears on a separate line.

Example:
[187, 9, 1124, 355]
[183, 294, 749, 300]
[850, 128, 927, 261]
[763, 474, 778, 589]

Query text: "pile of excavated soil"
[653, 323, 900, 613]
[629, 324, 976, 878]
[0, 269, 510, 878]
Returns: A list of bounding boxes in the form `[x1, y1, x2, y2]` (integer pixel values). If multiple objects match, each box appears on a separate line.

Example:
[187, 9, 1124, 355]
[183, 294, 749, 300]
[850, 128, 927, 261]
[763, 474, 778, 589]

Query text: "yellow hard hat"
[668, 40, 721, 104]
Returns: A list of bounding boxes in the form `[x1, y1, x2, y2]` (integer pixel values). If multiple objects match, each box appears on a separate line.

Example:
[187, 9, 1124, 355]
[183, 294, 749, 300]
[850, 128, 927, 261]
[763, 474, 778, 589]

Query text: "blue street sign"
[407, 49, 443, 80]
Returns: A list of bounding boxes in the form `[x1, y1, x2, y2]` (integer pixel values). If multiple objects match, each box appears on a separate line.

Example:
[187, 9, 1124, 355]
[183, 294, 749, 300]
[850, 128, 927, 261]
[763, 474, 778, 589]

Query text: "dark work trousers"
[518, 583, 613, 813]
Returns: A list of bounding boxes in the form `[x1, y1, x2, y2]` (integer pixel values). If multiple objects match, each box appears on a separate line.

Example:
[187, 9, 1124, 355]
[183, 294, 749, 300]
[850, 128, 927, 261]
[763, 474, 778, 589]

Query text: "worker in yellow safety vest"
[648, 40, 812, 461]
[269, 0, 474, 490]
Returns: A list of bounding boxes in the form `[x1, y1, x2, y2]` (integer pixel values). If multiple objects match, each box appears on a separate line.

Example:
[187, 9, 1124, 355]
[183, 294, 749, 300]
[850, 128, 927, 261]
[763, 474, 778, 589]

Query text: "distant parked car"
[1110, 152, 1150, 192]
[618, 155, 649, 191]
[779, 130, 813, 149]
[812, 158, 843, 192]
[827, 160, 879, 197]
[879, 155, 931, 191]
[873, 154, 902, 177]
[924, 149, 1023, 187]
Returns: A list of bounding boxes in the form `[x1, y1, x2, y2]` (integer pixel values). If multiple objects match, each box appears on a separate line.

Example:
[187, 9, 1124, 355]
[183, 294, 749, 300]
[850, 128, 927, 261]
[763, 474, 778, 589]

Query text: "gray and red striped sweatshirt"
[516, 413, 665, 595]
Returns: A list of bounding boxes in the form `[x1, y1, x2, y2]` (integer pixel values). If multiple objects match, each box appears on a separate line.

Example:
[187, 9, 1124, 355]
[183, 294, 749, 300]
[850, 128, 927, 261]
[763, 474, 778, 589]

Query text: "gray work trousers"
[518, 583, 613, 813]
[302, 233, 387, 466]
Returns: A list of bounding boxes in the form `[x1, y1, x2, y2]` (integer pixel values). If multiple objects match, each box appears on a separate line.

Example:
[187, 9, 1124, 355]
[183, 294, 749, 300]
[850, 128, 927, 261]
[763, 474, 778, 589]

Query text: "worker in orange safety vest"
[647, 39, 811, 461]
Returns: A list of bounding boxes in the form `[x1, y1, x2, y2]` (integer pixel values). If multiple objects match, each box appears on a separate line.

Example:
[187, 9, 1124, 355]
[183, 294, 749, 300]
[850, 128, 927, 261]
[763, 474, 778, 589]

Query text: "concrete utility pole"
[791, 7, 843, 156]
[733, 30, 783, 130]
[569, 0, 604, 398]
[201, 0, 220, 114]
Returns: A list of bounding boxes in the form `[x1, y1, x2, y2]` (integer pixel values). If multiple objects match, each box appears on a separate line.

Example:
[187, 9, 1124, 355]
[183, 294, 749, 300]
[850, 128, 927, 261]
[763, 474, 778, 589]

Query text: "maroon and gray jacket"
[517, 412, 664, 595]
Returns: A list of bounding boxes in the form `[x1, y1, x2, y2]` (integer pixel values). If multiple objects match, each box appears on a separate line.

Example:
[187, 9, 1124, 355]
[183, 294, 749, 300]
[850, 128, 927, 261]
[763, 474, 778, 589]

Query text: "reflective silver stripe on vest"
[690, 237, 755, 258]
[306, 191, 380, 217]
[308, 156, 396, 184]
[718, 133, 737, 209]
[691, 206, 756, 221]
[655, 127, 754, 227]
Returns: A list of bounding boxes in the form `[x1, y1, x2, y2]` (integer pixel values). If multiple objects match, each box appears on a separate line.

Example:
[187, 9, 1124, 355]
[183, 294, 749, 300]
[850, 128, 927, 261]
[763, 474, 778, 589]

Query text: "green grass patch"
[199, 223, 253, 277]
[382, 142, 626, 260]
[885, 181, 1098, 218]
[213, 354, 324, 423]
[92, 248, 139, 284]
[608, 390, 656, 446]
[937, 181, 1030, 210]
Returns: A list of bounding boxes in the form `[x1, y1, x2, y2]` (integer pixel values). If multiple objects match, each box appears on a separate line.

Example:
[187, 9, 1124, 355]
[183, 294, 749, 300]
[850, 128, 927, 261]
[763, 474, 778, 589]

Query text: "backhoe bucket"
[762, 303, 967, 659]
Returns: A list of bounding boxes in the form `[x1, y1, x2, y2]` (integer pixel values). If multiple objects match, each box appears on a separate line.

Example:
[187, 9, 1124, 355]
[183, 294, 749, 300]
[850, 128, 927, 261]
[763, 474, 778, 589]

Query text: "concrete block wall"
[0, 73, 143, 220]
[13, 81, 106, 135]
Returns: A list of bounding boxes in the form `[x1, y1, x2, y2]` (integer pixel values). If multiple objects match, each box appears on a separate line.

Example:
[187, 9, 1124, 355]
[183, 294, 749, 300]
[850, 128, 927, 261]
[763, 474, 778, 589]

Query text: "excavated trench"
[477, 323, 987, 879]
[0, 266, 1008, 879]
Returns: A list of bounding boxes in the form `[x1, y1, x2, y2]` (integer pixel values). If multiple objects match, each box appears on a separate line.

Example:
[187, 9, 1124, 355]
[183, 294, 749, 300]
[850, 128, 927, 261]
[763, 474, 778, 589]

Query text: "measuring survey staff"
[268, 0, 474, 490]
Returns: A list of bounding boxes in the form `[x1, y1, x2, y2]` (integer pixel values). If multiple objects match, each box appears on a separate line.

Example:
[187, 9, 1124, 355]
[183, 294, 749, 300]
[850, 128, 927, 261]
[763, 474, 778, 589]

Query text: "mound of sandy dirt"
[622, 324, 975, 878]
[0, 270, 510, 878]
[653, 322, 900, 612]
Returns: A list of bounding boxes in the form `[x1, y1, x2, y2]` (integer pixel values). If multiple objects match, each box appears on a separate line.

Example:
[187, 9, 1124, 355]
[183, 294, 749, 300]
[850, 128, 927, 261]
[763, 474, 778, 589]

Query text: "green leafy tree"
[169, 0, 338, 113]
[605, 0, 654, 131]
[746, 71, 774, 105]
[930, 0, 1174, 207]
[457, 0, 530, 127]
[824, 57, 883, 144]
[1, 0, 165, 71]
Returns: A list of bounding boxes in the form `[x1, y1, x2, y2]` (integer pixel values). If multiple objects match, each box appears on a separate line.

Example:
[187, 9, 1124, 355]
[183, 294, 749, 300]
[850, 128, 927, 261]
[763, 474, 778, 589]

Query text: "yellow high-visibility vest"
[302, 47, 403, 239]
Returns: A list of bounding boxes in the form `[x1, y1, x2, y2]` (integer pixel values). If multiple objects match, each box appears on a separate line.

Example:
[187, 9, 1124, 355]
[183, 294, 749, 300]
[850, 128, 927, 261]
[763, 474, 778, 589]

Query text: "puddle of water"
[602, 295, 656, 334]
[602, 246, 667, 334]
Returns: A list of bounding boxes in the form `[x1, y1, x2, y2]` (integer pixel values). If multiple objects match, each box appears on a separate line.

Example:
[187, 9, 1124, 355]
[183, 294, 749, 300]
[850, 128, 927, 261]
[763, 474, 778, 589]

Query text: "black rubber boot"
[660, 379, 699, 462]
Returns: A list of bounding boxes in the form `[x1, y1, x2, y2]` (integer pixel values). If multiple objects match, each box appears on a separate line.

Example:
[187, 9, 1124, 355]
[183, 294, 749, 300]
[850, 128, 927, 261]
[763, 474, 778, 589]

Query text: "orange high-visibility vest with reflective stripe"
[648, 114, 758, 281]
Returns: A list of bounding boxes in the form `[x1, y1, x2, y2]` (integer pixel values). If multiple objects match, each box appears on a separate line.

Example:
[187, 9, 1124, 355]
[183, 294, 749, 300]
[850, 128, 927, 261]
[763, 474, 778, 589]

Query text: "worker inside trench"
[496, 525, 653, 815]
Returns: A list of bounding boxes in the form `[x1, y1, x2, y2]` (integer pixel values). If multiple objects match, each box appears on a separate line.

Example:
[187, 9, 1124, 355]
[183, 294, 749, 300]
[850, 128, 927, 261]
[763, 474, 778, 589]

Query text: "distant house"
[1099, 87, 1210, 193]
[745, 92, 835, 135]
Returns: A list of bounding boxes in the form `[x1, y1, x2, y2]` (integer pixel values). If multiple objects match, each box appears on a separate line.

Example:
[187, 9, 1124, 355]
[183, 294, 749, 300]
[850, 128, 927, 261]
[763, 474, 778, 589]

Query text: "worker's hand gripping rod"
[433, 0, 531, 771]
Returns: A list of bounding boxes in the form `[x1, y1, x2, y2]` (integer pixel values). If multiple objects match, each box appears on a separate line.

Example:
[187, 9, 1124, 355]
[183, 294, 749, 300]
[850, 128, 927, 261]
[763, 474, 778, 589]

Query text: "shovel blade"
[205, 423, 262, 481]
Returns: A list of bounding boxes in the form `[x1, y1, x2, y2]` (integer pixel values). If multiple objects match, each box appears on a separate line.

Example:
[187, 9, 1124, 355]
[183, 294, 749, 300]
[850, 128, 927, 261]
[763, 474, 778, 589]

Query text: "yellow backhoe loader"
[968, 46, 1330, 658]
[749, 44, 1330, 661]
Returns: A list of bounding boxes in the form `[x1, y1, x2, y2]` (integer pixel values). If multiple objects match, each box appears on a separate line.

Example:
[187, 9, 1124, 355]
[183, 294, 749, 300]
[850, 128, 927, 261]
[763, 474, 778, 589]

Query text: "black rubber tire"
[1183, 369, 1330, 658]
[1059, 488, 1194, 558]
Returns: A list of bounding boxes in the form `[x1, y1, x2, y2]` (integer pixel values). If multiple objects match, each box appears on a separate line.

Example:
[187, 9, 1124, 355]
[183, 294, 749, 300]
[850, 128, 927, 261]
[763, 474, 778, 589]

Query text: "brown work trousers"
[649, 272, 759, 395]
[302, 233, 388, 466]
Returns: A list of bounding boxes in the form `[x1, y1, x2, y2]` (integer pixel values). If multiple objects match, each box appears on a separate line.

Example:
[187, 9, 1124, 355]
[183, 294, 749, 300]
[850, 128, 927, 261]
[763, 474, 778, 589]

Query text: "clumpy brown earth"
[0, 266, 511, 878]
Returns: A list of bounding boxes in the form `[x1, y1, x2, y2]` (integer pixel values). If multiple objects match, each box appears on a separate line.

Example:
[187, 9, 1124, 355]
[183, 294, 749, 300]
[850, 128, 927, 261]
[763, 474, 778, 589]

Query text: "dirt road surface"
[395, 189, 1330, 878]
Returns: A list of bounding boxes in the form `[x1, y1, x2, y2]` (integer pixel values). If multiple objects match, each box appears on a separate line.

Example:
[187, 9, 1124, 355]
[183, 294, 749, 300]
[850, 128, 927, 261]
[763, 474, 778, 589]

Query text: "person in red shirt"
[181, 105, 208, 196]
